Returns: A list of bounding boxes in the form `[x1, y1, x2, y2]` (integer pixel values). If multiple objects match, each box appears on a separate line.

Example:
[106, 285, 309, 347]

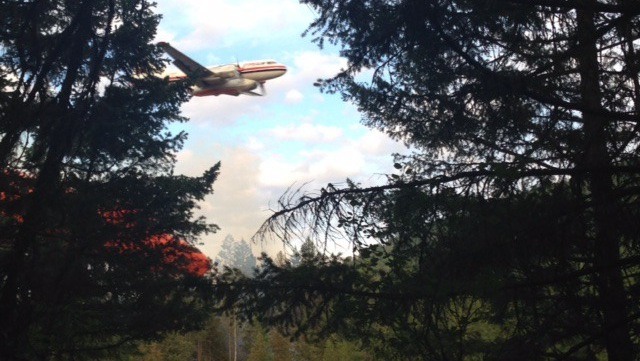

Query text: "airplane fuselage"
[170, 60, 287, 96]
[239, 60, 287, 82]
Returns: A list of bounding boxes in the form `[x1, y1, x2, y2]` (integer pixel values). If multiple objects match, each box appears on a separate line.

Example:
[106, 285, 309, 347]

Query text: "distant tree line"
[130, 315, 372, 361]
[131, 238, 372, 361]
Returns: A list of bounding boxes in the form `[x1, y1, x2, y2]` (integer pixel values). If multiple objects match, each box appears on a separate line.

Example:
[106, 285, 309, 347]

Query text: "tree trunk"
[576, 6, 634, 361]
[233, 315, 237, 361]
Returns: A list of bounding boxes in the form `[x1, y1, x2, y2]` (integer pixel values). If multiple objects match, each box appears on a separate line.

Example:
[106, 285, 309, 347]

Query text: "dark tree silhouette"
[215, 1, 640, 360]
[0, 0, 218, 359]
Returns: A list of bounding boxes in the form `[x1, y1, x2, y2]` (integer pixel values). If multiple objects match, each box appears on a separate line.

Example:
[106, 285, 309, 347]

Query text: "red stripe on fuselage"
[167, 66, 284, 79]
[238, 65, 287, 74]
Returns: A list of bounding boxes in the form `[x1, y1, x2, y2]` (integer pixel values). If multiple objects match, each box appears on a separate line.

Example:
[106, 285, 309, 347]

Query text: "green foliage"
[292, 338, 323, 361]
[0, 0, 218, 359]
[219, 1, 640, 360]
[247, 324, 273, 361]
[129, 316, 231, 361]
[321, 336, 370, 361]
[130, 314, 374, 361]
[137, 333, 196, 361]
[269, 329, 293, 361]
[197, 316, 231, 361]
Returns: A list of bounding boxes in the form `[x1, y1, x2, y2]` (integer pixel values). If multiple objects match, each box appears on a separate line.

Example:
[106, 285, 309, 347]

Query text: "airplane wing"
[157, 42, 214, 80]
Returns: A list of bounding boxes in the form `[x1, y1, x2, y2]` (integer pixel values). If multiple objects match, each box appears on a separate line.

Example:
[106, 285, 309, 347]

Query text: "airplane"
[157, 42, 287, 97]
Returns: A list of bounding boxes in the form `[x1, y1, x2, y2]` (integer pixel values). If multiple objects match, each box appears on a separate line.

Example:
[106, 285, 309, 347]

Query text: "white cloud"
[174, 145, 274, 257]
[181, 95, 268, 126]
[269, 122, 343, 143]
[257, 129, 405, 188]
[357, 129, 401, 156]
[156, 0, 313, 51]
[175, 148, 194, 163]
[292, 51, 348, 80]
[246, 137, 265, 151]
[269, 51, 347, 96]
[285, 89, 304, 103]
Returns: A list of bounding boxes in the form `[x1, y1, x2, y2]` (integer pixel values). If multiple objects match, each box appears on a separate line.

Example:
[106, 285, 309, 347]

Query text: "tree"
[215, 1, 640, 360]
[154, 332, 197, 361]
[217, 235, 257, 361]
[129, 315, 232, 361]
[195, 315, 231, 361]
[321, 337, 369, 361]
[246, 324, 273, 361]
[0, 0, 218, 359]
[269, 329, 293, 361]
[217, 234, 257, 277]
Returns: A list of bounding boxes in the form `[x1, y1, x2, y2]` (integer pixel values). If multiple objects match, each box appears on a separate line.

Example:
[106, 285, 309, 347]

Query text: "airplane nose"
[276, 65, 287, 78]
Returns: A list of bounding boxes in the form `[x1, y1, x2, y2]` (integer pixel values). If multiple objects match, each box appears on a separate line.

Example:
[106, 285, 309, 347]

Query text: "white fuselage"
[237, 60, 287, 82]
[170, 60, 287, 96]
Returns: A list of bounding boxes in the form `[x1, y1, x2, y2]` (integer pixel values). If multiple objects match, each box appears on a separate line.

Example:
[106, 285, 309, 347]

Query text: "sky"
[154, 0, 408, 258]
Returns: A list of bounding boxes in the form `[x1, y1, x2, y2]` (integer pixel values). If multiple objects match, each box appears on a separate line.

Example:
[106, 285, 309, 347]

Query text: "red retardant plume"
[0, 169, 211, 278]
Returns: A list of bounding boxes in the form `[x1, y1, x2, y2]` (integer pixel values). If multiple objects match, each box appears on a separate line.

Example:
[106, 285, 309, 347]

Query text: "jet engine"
[191, 78, 258, 96]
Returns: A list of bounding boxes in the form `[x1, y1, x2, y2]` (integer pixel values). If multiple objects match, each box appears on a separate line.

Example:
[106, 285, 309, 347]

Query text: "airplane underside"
[192, 80, 265, 97]
[193, 88, 241, 97]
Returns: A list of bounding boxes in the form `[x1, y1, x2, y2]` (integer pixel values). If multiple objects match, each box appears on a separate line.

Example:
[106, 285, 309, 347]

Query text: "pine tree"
[246, 324, 273, 361]
[217, 1, 640, 360]
[269, 329, 293, 361]
[217, 234, 257, 276]
[0, 0, 218, 358]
